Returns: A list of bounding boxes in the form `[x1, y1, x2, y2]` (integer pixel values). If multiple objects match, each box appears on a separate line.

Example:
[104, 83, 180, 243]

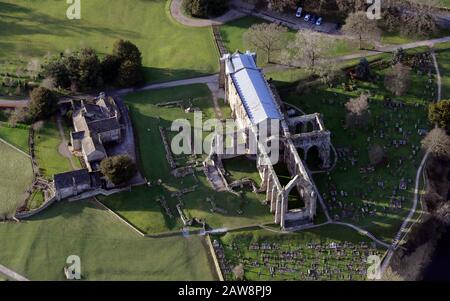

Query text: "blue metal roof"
[228, 53, 281, 125]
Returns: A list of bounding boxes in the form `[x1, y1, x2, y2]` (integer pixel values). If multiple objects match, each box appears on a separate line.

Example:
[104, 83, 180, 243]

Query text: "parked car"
[310, 15, 317, 24]
[304, 14, 311, 22]
[295, 7, 303, 18]
[315, 17, 323, 26]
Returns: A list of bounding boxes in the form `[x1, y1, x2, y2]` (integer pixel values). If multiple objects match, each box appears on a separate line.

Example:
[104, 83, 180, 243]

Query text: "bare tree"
[421, 128, 450, 160]
[244, 23, 288, 64]
[233, 264, 245, 281]
[335, 0, 367, 14]
[384, 63, 412, 96]
[342, 12, 381, 49]
[315, 61, 344, 87]
[345, 93, 370, 127]
[287, 29, 327, 71]
[382, 0, 439, 37]
[27, 58, 41, 80]
[265, 0, 296, 12]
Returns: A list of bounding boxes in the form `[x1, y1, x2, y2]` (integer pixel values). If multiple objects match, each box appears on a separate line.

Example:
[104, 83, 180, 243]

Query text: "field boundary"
[0, 137, 30, 158]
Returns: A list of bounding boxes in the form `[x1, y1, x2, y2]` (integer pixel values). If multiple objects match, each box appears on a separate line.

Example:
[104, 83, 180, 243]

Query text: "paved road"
[0, 264, 29, 281]
[0, 99, 29, 108]
[116, 74, 219, 95]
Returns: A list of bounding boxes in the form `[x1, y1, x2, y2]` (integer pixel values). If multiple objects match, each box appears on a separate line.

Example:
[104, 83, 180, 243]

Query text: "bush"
[100, 155, 137, 185]
[368, 144, 387, 166]
[101, 54, 121, 85]
[28, 87, 58, 121]
[117, 60, 144, 87]
[113, 39, 142, 65]
[428, 100, 450, 131]
[183, 0, 229, 18]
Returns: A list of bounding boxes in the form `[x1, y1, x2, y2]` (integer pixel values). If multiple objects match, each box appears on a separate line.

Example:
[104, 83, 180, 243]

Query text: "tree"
[335, 0, 366, 15]
[421, 128, 450, 160]
[117, 60, 144, 87]
[28, 87, 58, 121]
[100, 155, 137, 185]
[77, 48, 102, 90]
[42, 57, 71, 88]
[232, 264, 245, 281]
[315, 61, 344, 87]
[287, 29, 326, 71]
[428, 100, 450, 131]
[381, 0, 439, 37]
[355, 58, 372, 81]
[113, 40, 144, 87]
[101, 54, 121, 85]
[113, 40, 142, 66]
[342, 12, 381, 50]
[368, 144, 387, 166]
[401, 0, 438, 37]
[183, 0, 209, 18]
[9, 107, 31, 126]
[345, 93, 370, 128]
[266, 0, 296, 12]
[384, 63, 412, 96]
[244, 23, 288, 64]
[392, 47, 406, 65]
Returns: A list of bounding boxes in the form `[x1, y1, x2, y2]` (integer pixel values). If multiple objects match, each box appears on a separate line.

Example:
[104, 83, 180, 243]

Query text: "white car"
[316, 17, 323, 26]
[304, 14, 311, 22]
[295, 7, 303, 18]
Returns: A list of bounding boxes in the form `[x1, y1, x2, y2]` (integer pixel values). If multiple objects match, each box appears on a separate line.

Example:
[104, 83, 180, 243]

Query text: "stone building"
[54, 169, 101, 200]
[206, 51, 332, 230]
[70, 93, 122, 171]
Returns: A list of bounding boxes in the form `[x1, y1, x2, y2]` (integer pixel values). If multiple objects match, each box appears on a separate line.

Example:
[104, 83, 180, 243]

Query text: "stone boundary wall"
[205, 234, 225, 281]
[93, 198, 146, 237]
[15, 195, 57, 219]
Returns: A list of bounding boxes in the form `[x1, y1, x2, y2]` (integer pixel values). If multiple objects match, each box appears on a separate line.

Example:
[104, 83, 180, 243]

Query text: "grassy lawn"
[219, 16, 362, 67]
[0, 123, 29, 152]
[436, 43, 450, 100]
[101, 84, 273, 234]
[0, 140, 33, 218]
[283, 57, 434, 242]
[0, 200, 216, 280]
[0, 0, 218, 85]
[214, 225, 385, 281]
[34, 120, 73, 179]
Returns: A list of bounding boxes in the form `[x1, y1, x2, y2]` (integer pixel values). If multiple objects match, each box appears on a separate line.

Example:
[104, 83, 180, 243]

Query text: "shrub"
[100, 155, 137, 185]
[28, 87, 58, 121]
[428, 100, 450, 131]
[183, 0, 229, 18]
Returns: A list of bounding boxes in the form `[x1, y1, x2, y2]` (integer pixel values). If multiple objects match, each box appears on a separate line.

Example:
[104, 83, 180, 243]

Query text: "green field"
[0, 201, 216, 280]
[0, 0, 218, 85]
[283, 56, 434, 241]
[215, 225, 384, 281]
[101, 84, 273, 234]
[34, 120, 76, 179]
[0, 123, 29, 152]
[0, 140, 33, 218]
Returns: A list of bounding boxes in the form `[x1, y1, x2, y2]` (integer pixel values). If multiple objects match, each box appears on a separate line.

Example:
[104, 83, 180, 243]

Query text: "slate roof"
[54, 169, 91, 190]
[87, 117, 121, 134]
[71, 131, 85, 140]
[82, 136, 106, 158]
[224, 51, 281, 125]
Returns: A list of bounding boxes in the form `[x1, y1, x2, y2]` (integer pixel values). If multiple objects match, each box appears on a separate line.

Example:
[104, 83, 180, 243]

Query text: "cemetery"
[283, 50, 437, 241]
[213, 226, 384, 281]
